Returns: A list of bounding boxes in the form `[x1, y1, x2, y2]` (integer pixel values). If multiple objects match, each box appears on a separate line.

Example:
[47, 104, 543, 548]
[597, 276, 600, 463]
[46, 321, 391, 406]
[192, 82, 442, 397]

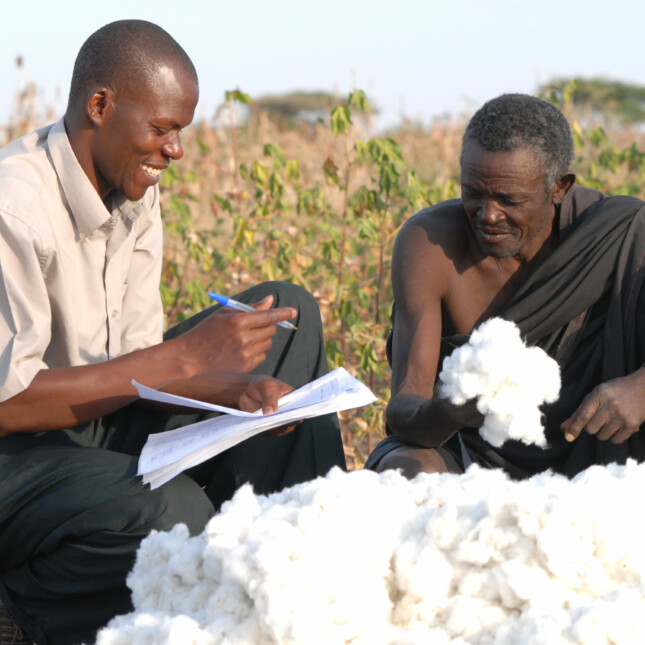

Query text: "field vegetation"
[4, 79, 645, 469]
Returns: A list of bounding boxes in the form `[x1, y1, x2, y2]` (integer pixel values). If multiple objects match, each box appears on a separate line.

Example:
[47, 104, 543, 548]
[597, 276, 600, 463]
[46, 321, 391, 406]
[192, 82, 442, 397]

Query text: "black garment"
[0, 281, 346, 645]
[363, 432, 471, 473]
[374, 188, 645, 479]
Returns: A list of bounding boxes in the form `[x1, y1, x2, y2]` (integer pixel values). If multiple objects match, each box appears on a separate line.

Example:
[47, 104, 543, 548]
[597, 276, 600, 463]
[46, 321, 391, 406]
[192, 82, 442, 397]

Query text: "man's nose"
[162, 131, 184, 161]
[478, 198, 504, 224]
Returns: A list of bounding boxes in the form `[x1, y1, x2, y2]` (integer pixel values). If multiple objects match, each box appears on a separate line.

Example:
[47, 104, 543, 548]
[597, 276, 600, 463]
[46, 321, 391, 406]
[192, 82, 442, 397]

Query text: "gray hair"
[461, 94, 574, 190]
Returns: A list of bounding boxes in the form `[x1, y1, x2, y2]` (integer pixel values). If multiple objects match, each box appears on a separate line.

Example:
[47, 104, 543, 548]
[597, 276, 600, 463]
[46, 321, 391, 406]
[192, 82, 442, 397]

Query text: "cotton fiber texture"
[438, 317, 561, 447]
[98, 462, 645, 645]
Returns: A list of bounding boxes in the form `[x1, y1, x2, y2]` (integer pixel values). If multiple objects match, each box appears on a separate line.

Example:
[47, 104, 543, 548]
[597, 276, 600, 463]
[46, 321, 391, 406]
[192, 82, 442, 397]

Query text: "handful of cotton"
[438, 317, 560, 447]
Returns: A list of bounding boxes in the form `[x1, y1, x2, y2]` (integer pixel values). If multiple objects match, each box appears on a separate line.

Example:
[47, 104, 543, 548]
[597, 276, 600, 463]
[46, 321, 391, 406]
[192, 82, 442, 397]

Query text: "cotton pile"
[98, 462, 645, 645]
[438, 317, 561, 447]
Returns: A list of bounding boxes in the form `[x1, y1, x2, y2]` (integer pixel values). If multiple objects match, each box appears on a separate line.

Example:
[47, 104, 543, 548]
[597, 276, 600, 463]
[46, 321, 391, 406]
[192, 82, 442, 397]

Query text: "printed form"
[135, 368, 377, 489]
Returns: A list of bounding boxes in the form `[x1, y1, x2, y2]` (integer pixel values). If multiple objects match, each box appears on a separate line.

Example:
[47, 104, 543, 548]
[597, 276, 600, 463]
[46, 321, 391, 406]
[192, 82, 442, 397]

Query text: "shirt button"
[111, 310, 118, 318]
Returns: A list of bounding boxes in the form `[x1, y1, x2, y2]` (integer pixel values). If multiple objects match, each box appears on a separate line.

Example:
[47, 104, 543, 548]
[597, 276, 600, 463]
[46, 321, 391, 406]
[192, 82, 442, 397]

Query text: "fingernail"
[565, 433, 575, 442]
[263, 406, 274, 414]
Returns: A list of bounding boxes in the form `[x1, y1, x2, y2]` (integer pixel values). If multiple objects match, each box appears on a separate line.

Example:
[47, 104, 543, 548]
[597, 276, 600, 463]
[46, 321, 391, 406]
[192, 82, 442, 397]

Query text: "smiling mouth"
[141, 163, 164, 179]
[478, 227, 512, 239]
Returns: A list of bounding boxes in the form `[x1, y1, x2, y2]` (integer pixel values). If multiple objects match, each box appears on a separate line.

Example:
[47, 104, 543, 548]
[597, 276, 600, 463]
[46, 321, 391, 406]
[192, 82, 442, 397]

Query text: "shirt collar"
[47, 118, 144, 237]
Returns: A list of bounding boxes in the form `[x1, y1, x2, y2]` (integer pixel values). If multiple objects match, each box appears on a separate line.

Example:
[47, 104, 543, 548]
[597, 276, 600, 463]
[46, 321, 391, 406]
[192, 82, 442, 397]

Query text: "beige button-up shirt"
[0, 119, 164, 402]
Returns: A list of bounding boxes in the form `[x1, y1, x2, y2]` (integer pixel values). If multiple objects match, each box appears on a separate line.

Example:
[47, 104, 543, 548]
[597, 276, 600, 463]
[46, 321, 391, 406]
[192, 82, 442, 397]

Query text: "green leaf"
[225, 89, 253, 105]
[269, 172, 285, 199]
[348, 90, 372, 114]
[285, 160, 300, 181]
[330, 105, 352, 135]
[562, 79, 577, 105]
[251, 161, 270, 188]
[263, 142, 286, 165]
[323, 157, 341, 186]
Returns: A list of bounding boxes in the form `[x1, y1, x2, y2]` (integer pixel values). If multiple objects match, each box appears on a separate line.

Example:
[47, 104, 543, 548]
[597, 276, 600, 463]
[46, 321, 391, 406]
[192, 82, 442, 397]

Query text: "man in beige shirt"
[0, 20, 344, 645]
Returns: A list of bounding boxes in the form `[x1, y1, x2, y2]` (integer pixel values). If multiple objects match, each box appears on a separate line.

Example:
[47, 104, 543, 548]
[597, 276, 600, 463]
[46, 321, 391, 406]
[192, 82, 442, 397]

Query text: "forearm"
[157, 372, 254, 409]
[0, 297, 299, 435]
[0, 336, 194, 435]
[386, 390, 481, 448]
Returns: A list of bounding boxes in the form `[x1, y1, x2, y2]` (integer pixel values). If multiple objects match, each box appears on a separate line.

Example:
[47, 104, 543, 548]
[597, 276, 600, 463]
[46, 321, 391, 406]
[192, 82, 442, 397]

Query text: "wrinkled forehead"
[459, 142, 548, 194]
[461, 141, 545, 175]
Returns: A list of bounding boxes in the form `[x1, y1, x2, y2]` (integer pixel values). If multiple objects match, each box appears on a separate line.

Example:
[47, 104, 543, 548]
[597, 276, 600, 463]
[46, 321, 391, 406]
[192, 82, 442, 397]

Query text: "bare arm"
[0, 297, 296, 435]
[385, 212, 482, 447]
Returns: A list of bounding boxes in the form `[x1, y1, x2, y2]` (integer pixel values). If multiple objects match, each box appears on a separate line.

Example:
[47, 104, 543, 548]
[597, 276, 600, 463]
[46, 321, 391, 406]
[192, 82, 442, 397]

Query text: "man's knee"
[375, 446, 449, 479]
[241, 281, 320, 318]
[148, 473, 214, 536]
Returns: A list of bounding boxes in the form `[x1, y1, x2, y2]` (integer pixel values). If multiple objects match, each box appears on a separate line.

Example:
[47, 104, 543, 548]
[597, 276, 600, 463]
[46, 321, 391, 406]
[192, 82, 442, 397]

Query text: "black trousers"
[0, 281, 345, 645]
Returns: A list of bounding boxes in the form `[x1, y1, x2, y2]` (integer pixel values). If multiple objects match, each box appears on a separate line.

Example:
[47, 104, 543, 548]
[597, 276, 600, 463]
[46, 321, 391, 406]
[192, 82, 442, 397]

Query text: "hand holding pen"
[208, 292, 298, 330]
[172, 292, 297, 374]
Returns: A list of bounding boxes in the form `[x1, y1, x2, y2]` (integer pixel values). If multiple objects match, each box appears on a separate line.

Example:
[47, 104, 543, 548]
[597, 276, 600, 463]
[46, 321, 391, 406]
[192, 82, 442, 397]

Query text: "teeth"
[142, 164, 162, 178]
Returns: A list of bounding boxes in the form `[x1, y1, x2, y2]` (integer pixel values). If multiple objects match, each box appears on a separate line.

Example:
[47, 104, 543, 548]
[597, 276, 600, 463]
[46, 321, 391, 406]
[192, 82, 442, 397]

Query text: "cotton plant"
[438, 317, 561, 447]
[97, 462, 645, 645]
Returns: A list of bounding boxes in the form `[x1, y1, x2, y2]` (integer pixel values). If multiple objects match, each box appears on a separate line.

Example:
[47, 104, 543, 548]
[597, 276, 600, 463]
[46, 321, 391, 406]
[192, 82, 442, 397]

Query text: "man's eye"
[154, 126, 168, 135]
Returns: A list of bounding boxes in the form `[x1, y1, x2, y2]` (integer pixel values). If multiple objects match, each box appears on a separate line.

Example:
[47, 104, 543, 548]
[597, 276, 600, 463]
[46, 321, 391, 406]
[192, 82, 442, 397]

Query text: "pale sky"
[1, 0, 644, 130]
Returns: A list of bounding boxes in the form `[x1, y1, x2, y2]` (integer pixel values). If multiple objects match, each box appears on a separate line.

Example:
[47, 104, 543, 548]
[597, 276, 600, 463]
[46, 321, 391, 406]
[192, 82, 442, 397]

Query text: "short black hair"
[461, 93, 574, 190]
[67, 19, 197, 107]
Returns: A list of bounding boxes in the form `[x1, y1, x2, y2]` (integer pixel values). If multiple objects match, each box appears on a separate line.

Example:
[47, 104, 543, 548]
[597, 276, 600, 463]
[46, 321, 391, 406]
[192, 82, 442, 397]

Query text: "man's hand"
[561, 369, 645, 444]
[239, 375, 302, 437]
[238, 375, 293, 414]
[434, 382, 485, 428]
[180, 296, 297, 374]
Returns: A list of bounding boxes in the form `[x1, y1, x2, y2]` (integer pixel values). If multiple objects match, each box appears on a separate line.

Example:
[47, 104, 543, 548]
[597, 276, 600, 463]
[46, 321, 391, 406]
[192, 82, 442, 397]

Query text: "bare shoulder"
[395, 199, 469, 257]
[393, 200, 470, 289]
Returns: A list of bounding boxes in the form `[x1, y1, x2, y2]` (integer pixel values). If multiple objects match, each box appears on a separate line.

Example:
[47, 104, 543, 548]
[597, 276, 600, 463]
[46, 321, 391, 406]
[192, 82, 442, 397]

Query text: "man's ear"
[551, 171, 576, 205]
[86, 86, 114, 126]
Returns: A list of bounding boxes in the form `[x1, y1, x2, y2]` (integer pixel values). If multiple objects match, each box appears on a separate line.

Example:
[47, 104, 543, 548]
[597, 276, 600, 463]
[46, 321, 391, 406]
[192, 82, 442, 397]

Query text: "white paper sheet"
[136, 367, 376, 488]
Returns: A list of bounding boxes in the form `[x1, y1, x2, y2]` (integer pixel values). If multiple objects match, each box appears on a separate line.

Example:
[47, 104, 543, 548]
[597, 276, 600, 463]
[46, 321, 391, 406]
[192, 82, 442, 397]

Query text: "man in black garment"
[0, 20, 344, 645]
[366, 93, 645, 479]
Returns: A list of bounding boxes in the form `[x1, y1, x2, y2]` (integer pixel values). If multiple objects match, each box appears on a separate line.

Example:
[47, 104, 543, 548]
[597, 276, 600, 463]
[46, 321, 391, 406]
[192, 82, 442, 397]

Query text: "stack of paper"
[135, 367, 377, 489]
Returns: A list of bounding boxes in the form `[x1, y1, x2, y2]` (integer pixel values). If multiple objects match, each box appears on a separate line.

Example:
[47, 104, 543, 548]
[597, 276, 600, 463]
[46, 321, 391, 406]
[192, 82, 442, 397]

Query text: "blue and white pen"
[208, 292, 298, 330]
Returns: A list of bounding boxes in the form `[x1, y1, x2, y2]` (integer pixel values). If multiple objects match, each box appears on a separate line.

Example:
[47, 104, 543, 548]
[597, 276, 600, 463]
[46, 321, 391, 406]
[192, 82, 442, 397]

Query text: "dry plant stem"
[227, 99, 242, 201]
[337, 130, 353, 448]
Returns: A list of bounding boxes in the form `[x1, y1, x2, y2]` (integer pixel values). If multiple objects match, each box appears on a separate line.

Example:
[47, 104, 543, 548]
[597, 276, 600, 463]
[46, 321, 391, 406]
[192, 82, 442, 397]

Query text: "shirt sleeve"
[0, 210, 51, 402]
[119, 187, 164, 354]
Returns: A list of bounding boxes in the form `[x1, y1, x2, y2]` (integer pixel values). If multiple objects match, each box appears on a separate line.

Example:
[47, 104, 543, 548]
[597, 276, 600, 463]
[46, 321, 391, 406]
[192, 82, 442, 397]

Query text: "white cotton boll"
[504, 406, 548, 447]
[478, 411, 513, 447]
[390, 540, 453, 624]
[490, 610, 571, 645]
[204, 585, 256, 635]
[444, 595, 502, 638]
[521, 347, 561, 404]
[96, 612, 213, 645]
[568, 589, 645, 645]
[438, 317, 560, 447]
[492, 559, 546, 609]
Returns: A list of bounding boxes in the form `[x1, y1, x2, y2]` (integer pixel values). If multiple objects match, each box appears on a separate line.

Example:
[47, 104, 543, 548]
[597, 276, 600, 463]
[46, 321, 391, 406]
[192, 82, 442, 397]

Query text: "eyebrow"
[461, 185, 530, 200]
[151, 118, 184, 129]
